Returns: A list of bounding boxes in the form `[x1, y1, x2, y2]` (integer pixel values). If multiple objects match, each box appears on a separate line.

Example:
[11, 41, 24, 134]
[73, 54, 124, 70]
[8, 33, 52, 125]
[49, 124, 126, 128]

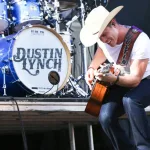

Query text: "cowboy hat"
[80, 5, 124, 47]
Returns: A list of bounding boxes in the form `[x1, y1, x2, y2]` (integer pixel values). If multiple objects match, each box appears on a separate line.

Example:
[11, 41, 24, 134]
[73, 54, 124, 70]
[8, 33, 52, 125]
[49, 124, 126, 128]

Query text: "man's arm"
[85, 47, 107, 90]
[97, 58, 149, 88]
[116, 58, 149, 87]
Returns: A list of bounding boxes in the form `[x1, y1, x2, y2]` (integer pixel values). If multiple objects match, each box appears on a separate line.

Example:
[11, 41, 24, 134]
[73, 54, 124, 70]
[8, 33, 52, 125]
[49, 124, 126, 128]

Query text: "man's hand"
[85, 68, 95, 90]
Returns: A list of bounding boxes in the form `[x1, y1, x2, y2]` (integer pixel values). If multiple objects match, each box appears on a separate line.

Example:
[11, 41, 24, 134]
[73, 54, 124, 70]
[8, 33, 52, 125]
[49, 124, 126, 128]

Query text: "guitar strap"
[116, 26, 142, 65]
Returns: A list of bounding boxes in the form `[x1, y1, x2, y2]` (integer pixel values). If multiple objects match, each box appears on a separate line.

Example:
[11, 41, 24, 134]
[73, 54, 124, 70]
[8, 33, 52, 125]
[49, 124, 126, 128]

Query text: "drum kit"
[0, 0, 91, 97]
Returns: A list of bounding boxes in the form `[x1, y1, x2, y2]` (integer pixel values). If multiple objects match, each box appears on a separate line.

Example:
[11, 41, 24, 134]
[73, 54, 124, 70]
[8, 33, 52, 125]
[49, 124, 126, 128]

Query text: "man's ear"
[111, 20, 115, 26]
[111, 19, 117, 26]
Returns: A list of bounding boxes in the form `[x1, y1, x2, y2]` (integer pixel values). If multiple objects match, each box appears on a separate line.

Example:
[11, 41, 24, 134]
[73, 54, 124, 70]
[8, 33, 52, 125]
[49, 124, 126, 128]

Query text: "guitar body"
[85, 81, 109, 117]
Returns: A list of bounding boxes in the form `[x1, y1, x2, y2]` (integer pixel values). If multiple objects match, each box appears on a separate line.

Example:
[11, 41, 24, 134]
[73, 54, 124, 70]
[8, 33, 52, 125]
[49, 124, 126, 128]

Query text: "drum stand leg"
[1, 66, 8, 96]
[69, 75, 88, 97]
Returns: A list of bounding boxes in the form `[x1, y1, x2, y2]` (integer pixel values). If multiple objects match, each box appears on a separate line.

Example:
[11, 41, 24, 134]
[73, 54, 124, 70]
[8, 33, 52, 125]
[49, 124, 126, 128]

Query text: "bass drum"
[0, 25, 71, 96]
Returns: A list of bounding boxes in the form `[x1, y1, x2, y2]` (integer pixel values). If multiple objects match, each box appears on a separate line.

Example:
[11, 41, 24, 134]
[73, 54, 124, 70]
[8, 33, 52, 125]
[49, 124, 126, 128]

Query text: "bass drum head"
[9, 25, 71, 95]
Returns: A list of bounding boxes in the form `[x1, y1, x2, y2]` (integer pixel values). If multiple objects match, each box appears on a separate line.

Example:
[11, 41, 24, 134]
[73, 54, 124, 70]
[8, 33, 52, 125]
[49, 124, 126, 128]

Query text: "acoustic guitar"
[85, 63, 114, 117]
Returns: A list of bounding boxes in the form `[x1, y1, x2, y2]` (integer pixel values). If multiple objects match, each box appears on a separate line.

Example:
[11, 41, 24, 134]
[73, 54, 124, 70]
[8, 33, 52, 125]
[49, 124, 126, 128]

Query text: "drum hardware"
[53, 0, 60, 32]
[64, 15, 78, 62]
[58, 1, 77, 12]
[69, 75, 88, 97]
[6, 37, 14, 42]
[1, 66, 9, 96]
[58, 74, 88, 97]
[77, 0, 88, 93]
[46, 25, 51, 28]
[2, 59, 9, 63]
[56, 11, 88, 98]
[42, 0, 55, 28]
[66, 15, 78, 29]
[6, 33, 19, 42]
[49, 1, 77, 12]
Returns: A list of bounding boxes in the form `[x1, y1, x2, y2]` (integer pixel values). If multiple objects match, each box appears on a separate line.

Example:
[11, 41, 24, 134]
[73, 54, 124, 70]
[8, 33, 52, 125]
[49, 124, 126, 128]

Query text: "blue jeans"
[99, 78, 150, 150]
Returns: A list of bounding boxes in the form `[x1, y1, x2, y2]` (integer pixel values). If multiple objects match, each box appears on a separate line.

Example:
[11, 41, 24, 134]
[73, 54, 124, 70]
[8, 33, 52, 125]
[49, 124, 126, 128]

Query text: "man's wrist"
[110, 74, 120, 85]
[113, 74, 120, 84]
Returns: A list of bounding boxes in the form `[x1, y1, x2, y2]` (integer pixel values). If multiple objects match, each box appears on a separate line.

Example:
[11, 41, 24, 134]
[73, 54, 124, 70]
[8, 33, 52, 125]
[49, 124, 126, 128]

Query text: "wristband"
[113, 74, 120, 85]
[111, 73, 120, 85]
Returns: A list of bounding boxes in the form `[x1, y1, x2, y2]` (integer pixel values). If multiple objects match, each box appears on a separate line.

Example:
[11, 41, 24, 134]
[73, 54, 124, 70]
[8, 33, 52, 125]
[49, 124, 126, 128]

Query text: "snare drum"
[0, 0, 9, 31]
[10, 0, 43, 31]
[0, 25, 71, 96]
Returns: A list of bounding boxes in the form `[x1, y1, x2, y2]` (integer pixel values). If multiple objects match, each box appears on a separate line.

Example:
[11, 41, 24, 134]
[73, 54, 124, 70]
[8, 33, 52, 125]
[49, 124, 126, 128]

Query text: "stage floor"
[0, 97, 149, 133]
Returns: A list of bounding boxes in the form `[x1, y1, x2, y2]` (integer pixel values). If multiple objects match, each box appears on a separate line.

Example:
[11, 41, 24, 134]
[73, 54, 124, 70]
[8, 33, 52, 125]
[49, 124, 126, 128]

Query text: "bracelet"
[111, 74, 120, 85]
[113, 74, 120, 84]
[88, 67, 95, 70]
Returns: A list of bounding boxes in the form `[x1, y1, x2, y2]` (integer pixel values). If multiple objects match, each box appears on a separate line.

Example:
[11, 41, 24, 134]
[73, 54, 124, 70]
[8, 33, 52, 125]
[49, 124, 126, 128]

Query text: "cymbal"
[59, 1, 77, 11]
[48, 1, 77, 11]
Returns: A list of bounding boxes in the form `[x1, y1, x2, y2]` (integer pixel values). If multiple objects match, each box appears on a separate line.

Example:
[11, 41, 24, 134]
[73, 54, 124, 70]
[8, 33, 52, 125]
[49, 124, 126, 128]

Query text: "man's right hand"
[85, 68, 95, 90]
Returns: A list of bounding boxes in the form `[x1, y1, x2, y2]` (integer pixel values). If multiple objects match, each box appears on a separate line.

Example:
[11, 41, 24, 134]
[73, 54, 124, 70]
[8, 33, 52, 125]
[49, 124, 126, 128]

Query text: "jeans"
[98, 78, 150, 150]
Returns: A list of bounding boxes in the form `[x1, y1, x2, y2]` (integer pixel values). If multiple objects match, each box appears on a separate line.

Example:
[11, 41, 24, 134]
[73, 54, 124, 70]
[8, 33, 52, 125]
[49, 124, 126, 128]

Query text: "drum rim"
[10, 25, 71, 95]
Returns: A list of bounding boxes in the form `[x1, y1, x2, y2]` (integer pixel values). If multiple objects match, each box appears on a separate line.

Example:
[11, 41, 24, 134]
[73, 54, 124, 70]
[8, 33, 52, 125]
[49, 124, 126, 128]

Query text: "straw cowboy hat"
[80, 5, 124, 47]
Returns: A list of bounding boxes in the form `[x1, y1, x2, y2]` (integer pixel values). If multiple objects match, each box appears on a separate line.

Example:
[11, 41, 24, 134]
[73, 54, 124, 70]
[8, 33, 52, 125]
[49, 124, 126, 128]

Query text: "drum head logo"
[13, 48, 63, 76]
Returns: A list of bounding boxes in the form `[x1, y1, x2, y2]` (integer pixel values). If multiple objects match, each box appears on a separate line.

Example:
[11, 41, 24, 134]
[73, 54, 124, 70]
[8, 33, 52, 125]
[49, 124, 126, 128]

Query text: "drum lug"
[6, 36, 16, 42]
[2, 65, 10, 74]
[46, 25, 51, 29]
[9, 57, 12, 61]
[25, 24, 32, 28]
[2, 60, 9, 63]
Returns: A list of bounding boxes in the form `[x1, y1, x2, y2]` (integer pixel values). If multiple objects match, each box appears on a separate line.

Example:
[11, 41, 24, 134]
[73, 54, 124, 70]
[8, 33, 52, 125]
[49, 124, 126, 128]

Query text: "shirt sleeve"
[130, 32, 150, 60]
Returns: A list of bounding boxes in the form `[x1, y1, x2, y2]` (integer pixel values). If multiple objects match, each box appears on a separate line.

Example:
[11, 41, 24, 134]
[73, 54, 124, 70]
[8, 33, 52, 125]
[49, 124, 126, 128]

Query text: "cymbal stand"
[79, 0, 88, 93]
[66, 15, 78, 62]
[53, 0, 60, 32]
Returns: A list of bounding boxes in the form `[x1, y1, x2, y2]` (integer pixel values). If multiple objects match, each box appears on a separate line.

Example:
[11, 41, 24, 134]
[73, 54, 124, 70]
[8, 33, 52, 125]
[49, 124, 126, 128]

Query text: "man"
[80, 5, 150, 150]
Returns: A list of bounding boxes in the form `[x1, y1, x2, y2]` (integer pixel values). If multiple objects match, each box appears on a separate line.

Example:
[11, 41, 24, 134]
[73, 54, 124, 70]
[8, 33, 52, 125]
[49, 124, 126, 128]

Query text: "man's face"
[99, 25, 119, 47]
